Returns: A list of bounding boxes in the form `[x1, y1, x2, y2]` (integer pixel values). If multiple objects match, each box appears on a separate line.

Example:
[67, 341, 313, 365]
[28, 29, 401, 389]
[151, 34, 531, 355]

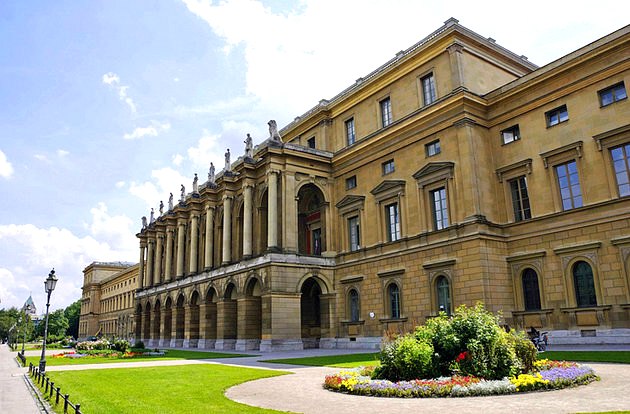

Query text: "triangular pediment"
[412, 162, 454, 180]
[335, 195, 366, 209]
[370, 180, 406, 196]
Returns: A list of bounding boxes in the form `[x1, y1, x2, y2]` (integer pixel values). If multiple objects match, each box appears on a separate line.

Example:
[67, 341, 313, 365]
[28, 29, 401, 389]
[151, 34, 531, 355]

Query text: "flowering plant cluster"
[324, 360, 598, 398]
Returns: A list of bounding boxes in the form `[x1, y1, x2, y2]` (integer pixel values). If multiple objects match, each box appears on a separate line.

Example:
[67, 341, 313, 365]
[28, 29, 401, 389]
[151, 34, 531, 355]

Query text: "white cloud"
[57, 149, 69, 157]
[0, 150, 14, 179]
[102, 71, 137, 113]
[34, 154, 49, 163]
[129, 167, 189, 210]
[123, 121, 171, 140]
[115, 181, 126, 189]
[172, 154, 184, 166]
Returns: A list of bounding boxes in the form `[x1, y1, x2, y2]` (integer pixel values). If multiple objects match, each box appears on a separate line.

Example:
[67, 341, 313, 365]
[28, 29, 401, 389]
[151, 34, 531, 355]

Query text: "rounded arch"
[245, 275, 263, 297]
[563, 256, 602, 308]
[153, 299, 161, 312]
[206, 285, 219, 303]
[189, 289, 201, 304]
[294, 180, 330, 202]
[297, 183, 328, 256]
[383, 279, 402, 319]
[433, 274, 453, 315]
[346, 287, 361, 322]
[520, 268, 542, 311]
[296, 272, 331, 295]
[224, 281, 238, 300]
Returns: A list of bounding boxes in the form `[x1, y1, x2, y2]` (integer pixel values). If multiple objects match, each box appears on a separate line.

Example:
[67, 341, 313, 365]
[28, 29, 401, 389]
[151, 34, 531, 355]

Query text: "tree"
[36, 309, 69, 341]
[0, 307, 20, 342]
[64, 300, 81, 339]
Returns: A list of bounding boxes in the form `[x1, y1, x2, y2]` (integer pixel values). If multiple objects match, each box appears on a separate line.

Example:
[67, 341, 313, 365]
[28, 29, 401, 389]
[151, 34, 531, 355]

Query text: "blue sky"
[1, 0, 628, 312]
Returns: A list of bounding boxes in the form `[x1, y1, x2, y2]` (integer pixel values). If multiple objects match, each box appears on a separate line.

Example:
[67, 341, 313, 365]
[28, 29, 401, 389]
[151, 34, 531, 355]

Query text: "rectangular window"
[380, 97, 392, 127]
[345, 117, 356, 146]
[555, 160, 583, 210]
[425, 140, 441, 157]
[501, 125, 520, 144]
[599, 82, 627, 107]
[382, 159, 395, 175]
[348, 216, 360, 251]
[421, 73, 437, 105]
[385, 203, 401, 242]
[431, 187, 449, 230]
[509, 176, 532, 221]
[345, 175, 357, 190]
[546, 105, 569, 127]
[611, 143, 630, 197]
[307, 136, 315, 148]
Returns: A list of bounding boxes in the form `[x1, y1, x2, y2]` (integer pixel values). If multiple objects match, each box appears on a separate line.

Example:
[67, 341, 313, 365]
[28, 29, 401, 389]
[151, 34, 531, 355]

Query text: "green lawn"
[263, 352, 380, 368]
[539, 351, 630, 364]
[41, 364, 291, 414]
[26, 349, 250, 366]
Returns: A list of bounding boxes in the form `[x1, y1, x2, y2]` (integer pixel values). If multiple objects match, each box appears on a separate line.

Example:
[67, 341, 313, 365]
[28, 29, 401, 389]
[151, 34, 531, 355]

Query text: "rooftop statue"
[159, 200, 164, 215]
[168, 192, 174, 210]
[224, 148, 231, 172]
[244, 133, 253, 158]
[180, 184, 185, 202]
[208, 162, 215, 184]
[141, 216, 147, 229]
[268, 120, 282, 143]
[193, 173, 199, 194]
[150, 208, 155, 224]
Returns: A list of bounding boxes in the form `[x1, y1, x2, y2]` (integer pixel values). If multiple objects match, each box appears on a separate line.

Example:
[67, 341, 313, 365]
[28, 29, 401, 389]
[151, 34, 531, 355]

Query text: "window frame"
[610, 143, 630, 197]
[425, 139, 441, 157]
[380, 97, 392, 128]
[307, 136, 316, 149]
[508, 175, 532, 222]
[598, 82, 627, 107]
[522, 268, 542, 311]
[384, 202, 401, 242]
[348, 288, 360, 322]
[421, 73, 437, 106]
[345, 175, 357, 190]
[347, 215, 361, 251]
[435, 275, 452, 315]
[501, 125, 521, 145]
[345, 117, 356, 146]
[554, 160, 583, 210]
[388, 282, 401, 319]
[382, 159, 395, 175]
[545, 105, 569, 127]
[430, 186, 449, 230]
[573, 261, 597, 308]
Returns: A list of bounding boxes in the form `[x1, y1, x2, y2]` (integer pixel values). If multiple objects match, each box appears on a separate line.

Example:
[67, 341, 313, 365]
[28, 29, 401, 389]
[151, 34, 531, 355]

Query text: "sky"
[0, 0, 628, 313]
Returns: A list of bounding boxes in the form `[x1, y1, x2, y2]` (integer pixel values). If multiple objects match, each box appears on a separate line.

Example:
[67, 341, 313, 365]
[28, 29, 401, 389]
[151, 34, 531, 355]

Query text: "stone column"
[154, 234, 163, 285]
[204, 205, 214, 269]
[176, 219, 186, 278]
[283, 173, 298, 253]
[267, 170, 279, 251]
[189, 213, 199, 274]
[243, 183, 254, 258]
[138, 241, 146, 289]
[164, 227, 174, 282]
[146, 239, 155, 287]
[222, 195, 232, 264]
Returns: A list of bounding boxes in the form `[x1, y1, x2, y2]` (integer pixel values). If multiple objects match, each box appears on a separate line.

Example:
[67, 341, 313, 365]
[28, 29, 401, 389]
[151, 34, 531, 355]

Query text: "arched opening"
[203, 287, 218, 348]
[152, 300, 161, 341]
[300, 277, 322, 348]
[134, 304, 143, 343]
[297, 184, 326, 256]
[256, 190, 269, 254]
[387, 282, 401, 319]
[241, 278, 262, 349]
[436, 276, 452, 315]
[189, 291, 200, 348]
[218, 283, 237, 349]
[236, 202, 244, 261]
[143, 302, 151, 341]
[573, 261, 597, 307]
[522, 268, 542, 311]
[175, 294, 186, 345]
[348, 288, 360, 322]
[163, 297, 173, 344]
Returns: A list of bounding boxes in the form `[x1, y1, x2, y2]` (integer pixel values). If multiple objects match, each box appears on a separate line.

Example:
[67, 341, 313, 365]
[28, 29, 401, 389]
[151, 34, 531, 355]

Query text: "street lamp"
[39, 269, 58, 373]
[22, 304, 31, 356]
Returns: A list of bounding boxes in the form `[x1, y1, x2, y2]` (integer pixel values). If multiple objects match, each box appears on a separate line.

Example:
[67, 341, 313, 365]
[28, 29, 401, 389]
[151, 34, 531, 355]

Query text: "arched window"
[522, 268, 541, 311]
[573, 261, 597, 307]
[436, 276, 451, 314]
[349, 289, 360, 322]
[388, 283, 400, 319]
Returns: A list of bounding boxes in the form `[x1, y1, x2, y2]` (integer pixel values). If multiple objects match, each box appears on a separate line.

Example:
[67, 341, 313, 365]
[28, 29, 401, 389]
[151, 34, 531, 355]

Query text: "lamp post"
[39, 269, 58, 373]
[22, 304, 31, 356]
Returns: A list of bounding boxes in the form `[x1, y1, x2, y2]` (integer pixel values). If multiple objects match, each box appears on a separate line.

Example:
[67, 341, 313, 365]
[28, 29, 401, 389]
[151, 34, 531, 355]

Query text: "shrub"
[134, 340, 145, 350]
[111, 339, 130, 352]
[373, 334, 435, 381]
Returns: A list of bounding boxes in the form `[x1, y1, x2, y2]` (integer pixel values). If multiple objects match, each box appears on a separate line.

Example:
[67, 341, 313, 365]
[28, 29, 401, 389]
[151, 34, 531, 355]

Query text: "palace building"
[81, 18, 630, 349]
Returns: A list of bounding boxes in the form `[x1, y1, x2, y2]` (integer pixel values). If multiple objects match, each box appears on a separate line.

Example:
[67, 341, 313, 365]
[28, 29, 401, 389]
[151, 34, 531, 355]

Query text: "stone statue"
[168, 193, 174, 210]
[159, 200, 164, 215]
[224, 148, 231, 172]
[244, 133, 253, 158]
[141, 216, 147, 229]
[180, 184, 185, 202]
[150, 208, 155, 224]
[268, 120, 282, 142]
[192, 173, 199, 194]
[208, 162, 215, 184]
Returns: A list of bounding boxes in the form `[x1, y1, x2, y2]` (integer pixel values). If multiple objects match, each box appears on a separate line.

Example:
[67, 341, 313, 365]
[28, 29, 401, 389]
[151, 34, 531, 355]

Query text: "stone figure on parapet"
[180, 184, 185, 202]
[208, 162, 215, 184]
[268, 120, 282, 143]
[150, 208, 155, 224]
[159, 200, 164, 215]
[244, 133, 253, 158]
[224, 148, 231, 172]
[141, 216, 147, 230]
[168, 193, 174, 210]
[192, 173, 199, 194]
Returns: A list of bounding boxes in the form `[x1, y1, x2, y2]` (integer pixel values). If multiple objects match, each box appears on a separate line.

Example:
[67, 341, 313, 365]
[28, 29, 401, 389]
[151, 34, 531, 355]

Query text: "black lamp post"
[39, 269, 58, 373]
[22, 304, 31, 356]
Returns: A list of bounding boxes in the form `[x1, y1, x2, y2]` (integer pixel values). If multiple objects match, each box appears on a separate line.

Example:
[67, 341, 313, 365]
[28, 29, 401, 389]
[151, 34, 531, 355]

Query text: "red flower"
[455, 351, 468, 362]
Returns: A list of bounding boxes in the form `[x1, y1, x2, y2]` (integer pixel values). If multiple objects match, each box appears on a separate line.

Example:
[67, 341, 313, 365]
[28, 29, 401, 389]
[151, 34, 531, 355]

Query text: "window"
[307, 136, 315, 148]
[345, 118, 356, 145]
[501, 125, 520, 144]
[599, 82, 627, 107]
[385, 203, 401, 242]
[349, 289, 360, 322]
[430, 187, 449, 230]
[345, 175, 357, 190]
[573, 261, 597, 307]
[425, 140, 441, 157]
[388, 283, 401, 319]
[509, 176, 531, 221]
[555, 161, 583, 210]
[312, 228, 322, 255]
[380, 97, 392, 127]
[382, 159, 395, 175]
[421, 73, 437, 105]
[546, 105, 569, 127]
[611, 143, 630, 197]
[436, 276, 451, 314]
[348, 216, 361, 251]
[522, 268, 541, 311]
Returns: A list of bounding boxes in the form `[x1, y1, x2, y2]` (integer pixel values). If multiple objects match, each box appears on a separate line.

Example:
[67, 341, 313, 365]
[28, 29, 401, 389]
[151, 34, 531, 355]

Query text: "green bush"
[373, 334, 435, 381]
[111, 339, 130, 352]
[506, 330, 537, 374]
[134, 340, 145, 350]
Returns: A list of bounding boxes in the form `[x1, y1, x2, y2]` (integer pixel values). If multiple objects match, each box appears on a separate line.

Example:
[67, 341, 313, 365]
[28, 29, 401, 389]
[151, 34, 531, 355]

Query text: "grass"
[26, 349, 250, 366]
[264, 352, 380, 368]
[538, 351, 630, 364]
[41, 364, 290, 414]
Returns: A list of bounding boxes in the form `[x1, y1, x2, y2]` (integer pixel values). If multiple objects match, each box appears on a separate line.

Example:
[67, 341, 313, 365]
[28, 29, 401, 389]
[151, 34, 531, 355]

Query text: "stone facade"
[100, 19, 629, 350]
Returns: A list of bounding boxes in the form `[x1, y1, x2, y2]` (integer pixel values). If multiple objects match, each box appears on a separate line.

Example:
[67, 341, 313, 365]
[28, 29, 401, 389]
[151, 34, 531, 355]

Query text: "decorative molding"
[553, 241, 602, 255]
[378, 268, 405, 278]
[413, 162, 454, 188]
[495, 159, 532, 182]
[540, 141, 583, 168]
[593, 124, 630, 151]
[339, 275, 365, 284]
[422, 258, 456, 269]
[335, 195, 366, 214]
[506, 251, 547, 262]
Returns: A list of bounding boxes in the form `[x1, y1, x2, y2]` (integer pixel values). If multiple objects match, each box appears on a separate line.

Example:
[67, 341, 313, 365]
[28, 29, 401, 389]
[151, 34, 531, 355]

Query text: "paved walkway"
[3, 344, 630, 414]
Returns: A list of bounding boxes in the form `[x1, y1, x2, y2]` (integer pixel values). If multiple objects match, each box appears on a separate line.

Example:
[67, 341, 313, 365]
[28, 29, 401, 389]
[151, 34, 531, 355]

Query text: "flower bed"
[50, 350, 166, 359]
[323, 360, 598, 398]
